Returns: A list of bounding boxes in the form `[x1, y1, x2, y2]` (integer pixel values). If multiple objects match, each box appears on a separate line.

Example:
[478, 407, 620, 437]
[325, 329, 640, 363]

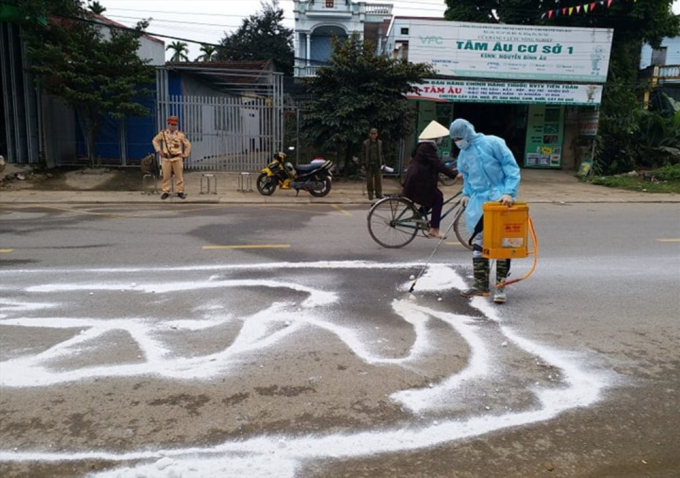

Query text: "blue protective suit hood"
[449, 119, 477, 142]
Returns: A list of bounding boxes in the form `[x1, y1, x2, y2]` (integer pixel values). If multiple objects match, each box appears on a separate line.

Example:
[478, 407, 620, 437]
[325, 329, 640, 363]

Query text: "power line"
[106, 14, 243, 29]
[99, 7, 266, 18]
[55, 13, 331, 64]
[101, 0, 447, 5]
[98, 0, 448, 19]
[47, 13, 651, 87]
[98, 1, 645, 35]
[62, 12, 632, 74]
[102, 2, 447, 17]
[95, 2, 446, 55]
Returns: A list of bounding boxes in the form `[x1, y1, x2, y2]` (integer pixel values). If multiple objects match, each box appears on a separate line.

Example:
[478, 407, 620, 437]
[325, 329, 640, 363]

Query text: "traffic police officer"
[152, 115, 191, 200]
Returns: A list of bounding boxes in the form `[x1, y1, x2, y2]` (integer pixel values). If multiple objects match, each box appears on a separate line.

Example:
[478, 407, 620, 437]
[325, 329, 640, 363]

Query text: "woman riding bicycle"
[402, 120, 459, 239]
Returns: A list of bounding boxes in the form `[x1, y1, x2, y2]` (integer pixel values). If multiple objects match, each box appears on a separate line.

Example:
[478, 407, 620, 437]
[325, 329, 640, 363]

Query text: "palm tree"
[88, 1, 106, 14]
[195, 44, 217, 62]
[166, 41, 189, 62]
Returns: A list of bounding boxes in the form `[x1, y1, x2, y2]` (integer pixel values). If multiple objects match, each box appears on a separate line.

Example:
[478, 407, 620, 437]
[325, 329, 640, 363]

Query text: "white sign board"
[407, 79, 603, 106]
[578, 110, 600, 136]
[408, 20, 613, 83]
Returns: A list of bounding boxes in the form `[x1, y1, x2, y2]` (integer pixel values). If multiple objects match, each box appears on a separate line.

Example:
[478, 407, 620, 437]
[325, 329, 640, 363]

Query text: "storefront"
[387, 19, 613, 170]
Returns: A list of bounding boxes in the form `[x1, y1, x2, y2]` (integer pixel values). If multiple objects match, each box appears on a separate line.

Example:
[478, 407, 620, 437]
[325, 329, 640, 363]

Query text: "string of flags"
[542, 0, 636, 19]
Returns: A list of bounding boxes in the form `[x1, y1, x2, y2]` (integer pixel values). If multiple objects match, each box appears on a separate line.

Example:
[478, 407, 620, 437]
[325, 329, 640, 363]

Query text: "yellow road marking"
[203, 244, 291, 250]
[332, 205, 351, 216]
[0, 249, 13, 253]
[657, 239, 680, 242]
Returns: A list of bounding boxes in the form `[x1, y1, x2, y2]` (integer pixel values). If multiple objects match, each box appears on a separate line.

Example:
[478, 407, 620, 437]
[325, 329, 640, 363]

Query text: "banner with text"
[408, 20, 613, 83]
[407, 79, 603, 106]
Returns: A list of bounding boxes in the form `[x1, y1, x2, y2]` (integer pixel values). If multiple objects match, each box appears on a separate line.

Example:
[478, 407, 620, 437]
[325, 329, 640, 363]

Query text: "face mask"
[455, 139, 469, 150]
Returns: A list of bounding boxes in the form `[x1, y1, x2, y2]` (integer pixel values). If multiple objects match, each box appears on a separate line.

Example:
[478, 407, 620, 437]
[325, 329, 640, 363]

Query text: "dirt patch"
[1, 167, 146, 192]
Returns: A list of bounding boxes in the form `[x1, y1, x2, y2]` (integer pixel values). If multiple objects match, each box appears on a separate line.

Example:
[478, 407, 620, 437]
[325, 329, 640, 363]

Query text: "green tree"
[196, 44, 217, 62]
[445, 0, 546, 25]
[632, 109, 680, 167]
[216, 0, 293, 75]
[302, 33, 434, 175]
[444, 0, 680, 174]
[87, 1, 105, 14]
[167, 41, 189, 62]
[20, 0, 155, 168]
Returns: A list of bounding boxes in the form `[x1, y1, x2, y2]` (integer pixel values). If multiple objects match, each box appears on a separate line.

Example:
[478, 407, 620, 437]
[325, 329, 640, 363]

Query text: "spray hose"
[496, 216, 538, 288]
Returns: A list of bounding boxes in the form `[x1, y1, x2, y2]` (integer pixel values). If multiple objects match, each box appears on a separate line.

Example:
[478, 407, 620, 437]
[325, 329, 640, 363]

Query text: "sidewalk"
[0, 168, 678, 204]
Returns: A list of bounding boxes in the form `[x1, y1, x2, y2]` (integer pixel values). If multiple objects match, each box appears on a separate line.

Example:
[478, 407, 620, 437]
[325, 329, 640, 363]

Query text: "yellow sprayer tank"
[482, 202, 529, 259]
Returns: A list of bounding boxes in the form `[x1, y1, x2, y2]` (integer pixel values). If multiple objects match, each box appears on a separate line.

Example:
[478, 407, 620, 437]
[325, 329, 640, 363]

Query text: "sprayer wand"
[408, 215, 457, 293]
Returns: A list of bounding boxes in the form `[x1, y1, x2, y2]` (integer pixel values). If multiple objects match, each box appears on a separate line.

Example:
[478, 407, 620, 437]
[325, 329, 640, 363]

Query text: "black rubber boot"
[461, 258, 490, 297]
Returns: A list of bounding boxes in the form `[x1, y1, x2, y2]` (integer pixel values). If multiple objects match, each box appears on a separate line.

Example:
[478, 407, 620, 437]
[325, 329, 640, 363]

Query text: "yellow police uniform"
[152, 117, 191, 195]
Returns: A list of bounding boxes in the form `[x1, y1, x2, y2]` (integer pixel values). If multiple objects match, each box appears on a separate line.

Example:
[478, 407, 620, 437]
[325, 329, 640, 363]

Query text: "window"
[325, 0, 334, 7]
[400, 28, 409, 35]
[651, 47, 667, 66]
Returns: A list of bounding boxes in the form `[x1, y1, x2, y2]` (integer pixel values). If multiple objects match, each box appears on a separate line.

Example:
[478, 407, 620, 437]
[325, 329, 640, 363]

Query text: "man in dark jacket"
[361, 128, 385, 200]
[402, 121, 458, 238]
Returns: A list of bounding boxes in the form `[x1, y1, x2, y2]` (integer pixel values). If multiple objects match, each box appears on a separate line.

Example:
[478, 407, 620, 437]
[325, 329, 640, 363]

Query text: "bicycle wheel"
[453, 206, 474, 250]
[367, 197, 422, 248]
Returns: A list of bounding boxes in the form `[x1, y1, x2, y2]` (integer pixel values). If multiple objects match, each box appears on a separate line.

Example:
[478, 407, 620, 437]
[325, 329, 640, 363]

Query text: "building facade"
[640, 36, 680, 108]
[0, 14, 165, 167]
[384, 18, 614, 171]
[292, 0, 392, 77]
[640, 36, 680, 70]
[291, 3, 615, 171]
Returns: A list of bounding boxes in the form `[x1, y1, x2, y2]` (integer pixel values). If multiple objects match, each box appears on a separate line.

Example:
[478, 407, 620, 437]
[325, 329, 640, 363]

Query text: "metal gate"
[0, 22, 41, 165]
[156, 66, 285, 172]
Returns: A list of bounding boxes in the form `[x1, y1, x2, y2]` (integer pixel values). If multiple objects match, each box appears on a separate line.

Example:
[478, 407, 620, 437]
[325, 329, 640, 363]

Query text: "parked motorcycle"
[256, 151, 334, 197]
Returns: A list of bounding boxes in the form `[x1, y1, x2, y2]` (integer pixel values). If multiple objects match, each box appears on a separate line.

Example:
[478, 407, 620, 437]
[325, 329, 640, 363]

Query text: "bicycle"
[367, 184, 474, 249]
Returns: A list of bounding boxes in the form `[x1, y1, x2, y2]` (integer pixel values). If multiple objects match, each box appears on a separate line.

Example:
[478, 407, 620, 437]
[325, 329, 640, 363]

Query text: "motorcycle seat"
[295, 164, 321, 173]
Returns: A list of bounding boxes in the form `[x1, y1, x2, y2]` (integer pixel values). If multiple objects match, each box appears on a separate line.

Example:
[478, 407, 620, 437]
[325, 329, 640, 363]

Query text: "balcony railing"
[365, 3, 392, 15]
[294, 64, 323, 78]
[640, 64, 680, 84]
[658, 65, 680, 80]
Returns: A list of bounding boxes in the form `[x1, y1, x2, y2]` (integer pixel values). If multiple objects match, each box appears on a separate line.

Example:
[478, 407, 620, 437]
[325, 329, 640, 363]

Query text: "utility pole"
[643, 66, 659, 110]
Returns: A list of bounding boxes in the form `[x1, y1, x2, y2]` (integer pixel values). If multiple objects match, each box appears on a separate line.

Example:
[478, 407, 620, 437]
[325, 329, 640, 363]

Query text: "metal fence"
[1, 22, 41, 165]
[157, 95, 285, 172]
[155, 66, 285, 172]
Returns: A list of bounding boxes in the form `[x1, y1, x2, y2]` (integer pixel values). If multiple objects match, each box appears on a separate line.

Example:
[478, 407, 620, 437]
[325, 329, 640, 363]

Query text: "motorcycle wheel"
[308, 177, 332, 197]
[256, 173, 277, 196]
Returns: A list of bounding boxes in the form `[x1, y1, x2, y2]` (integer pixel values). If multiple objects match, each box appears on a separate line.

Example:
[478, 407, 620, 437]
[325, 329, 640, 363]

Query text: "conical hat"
[418, 120, 449, 140]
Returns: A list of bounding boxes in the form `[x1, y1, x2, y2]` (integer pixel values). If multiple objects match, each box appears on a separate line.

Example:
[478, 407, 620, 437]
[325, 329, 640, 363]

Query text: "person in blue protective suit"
[450, 118, 521, 303]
